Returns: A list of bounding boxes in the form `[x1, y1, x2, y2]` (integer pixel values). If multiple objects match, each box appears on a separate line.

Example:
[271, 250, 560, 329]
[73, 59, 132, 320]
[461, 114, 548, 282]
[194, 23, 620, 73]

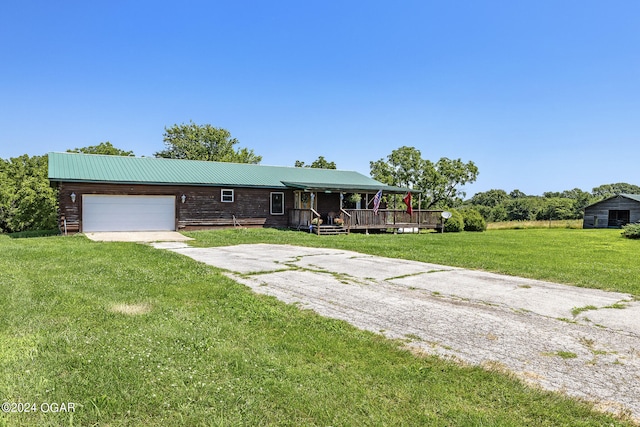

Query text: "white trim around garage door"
[82, 195, 176, 232]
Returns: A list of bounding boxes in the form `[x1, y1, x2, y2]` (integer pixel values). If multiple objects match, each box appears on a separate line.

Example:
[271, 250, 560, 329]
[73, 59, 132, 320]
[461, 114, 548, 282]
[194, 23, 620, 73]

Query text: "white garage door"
[83, 195, 176, 232]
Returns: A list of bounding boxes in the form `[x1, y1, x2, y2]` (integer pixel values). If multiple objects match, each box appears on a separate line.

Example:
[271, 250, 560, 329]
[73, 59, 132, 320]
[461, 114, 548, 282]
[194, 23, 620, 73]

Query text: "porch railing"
[345, 209, 442, 229]
[289, 209, 443, 231]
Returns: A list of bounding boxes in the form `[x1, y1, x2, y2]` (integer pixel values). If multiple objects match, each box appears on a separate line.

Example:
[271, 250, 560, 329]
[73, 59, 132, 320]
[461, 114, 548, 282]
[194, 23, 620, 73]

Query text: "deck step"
[311, 225, 349, 235]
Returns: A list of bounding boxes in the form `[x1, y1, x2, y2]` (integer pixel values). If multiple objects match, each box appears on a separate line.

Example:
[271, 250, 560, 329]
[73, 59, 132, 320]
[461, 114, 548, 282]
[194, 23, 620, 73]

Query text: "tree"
[370, 146, 478, 208]
[155, 121, 261, 164]
[592, 183, 640, 199]
[423, 157, 479, 208]
[294, 156, 337, 169]
[467, 186, 592, 222]
[0, 160, 11, 231]
[509, 189, 527, 199]
[370, 146, 425, 190]
[504, 197, 538, 221]
[0, 154, 57, 233]
[8, 175, 58, 232]
[369, 146, 429, 210]
[67, 142, 134, 156]
[489, 204, 508, 222]
[536, 198, 575, 221]
[470, 189, 509, 207]
[548, 188, 594, 218]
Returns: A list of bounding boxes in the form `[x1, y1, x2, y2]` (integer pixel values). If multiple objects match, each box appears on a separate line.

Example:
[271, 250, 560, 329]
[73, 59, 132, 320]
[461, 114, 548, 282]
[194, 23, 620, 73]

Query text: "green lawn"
[0, 231, 635, 426]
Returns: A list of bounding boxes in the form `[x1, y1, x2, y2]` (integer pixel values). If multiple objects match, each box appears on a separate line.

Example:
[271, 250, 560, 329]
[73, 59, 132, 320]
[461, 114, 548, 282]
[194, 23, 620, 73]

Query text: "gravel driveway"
[153, 242, 640, 420]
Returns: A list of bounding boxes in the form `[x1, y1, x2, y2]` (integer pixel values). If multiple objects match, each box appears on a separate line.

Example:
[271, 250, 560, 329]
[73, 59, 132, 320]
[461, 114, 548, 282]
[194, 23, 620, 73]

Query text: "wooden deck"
[289, 209, 443, 233]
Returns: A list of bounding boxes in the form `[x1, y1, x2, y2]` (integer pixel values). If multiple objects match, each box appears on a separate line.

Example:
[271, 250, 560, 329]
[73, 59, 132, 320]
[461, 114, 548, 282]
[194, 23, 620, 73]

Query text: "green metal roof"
[280, 181, 410, 193]
[584, 193, 640, 208]
[48, 152, 411, 193]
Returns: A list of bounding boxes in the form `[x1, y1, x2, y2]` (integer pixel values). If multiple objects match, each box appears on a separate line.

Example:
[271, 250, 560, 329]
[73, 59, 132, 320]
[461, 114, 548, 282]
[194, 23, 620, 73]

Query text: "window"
[271, 192, 285, 215]
[221, 189, 234, 203]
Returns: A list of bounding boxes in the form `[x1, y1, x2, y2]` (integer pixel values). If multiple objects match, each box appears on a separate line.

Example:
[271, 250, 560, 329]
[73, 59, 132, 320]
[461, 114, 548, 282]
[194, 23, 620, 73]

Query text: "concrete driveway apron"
[85, 231, 193, 242]
[152, 242, 640, 420]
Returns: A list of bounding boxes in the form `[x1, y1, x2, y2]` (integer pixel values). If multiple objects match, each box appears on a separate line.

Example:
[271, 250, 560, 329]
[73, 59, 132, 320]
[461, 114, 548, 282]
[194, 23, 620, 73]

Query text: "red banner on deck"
[403, 192, 412, 215]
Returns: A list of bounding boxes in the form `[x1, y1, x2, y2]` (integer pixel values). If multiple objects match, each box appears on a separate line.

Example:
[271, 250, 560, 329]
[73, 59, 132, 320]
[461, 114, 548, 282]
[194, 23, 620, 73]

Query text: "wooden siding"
[583, 195, 640, 228]
[178, 187, 294, 229]
[55, 182, 295, 232]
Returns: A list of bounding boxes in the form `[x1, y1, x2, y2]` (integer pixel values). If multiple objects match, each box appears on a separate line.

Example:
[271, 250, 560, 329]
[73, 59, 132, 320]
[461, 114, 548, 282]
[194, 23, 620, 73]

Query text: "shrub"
[8, 229, 59, 238]
[444, 209, 464, 233]
[461, 208, 487, 232]
[622, 223, 640, 239]
[473, 204, 491, 221]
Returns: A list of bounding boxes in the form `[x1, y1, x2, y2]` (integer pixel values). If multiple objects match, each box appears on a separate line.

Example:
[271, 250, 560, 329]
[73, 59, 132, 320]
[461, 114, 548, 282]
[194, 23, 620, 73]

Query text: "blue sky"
[1, 1, 638, 197]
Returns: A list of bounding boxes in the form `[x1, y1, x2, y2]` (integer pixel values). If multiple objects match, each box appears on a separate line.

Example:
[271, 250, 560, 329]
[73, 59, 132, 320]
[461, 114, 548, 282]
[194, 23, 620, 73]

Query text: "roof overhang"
[584, 193, 640, 209]
[281, 181, 416, 194]
[50, 178, 290, 189]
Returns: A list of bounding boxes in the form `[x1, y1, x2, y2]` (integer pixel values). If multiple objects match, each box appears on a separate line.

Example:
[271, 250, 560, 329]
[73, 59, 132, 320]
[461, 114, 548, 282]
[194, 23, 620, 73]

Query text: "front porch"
[289, 208, 444, 234]
[285, 186, 442, 235]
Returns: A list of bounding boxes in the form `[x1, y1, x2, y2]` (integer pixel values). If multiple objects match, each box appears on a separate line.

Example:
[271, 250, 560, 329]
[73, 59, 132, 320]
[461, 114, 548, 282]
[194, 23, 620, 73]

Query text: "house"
[583, 194, 640, 228]
[48, 152, 443, 234]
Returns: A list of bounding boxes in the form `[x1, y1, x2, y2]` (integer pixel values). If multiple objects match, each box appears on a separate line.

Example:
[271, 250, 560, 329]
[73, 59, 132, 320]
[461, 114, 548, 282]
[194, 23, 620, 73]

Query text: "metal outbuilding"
[583, 194, 640, 228]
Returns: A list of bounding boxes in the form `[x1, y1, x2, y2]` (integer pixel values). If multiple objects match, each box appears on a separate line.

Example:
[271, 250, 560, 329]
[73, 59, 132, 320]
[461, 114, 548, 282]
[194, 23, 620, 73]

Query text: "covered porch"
[283, 181, 443, 235]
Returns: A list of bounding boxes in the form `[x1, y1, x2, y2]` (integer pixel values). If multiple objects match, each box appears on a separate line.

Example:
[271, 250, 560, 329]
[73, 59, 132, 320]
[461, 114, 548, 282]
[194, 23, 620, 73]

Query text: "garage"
[82, 195, 176, 232]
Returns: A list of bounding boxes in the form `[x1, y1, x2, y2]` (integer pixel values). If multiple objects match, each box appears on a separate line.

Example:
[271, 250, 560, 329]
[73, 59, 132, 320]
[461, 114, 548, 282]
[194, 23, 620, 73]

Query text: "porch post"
[393, 194, 396, 225]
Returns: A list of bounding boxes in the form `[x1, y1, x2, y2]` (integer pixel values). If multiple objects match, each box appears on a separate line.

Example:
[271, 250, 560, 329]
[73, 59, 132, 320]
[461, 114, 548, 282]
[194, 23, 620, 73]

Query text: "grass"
[572, 305, 599, 317]
[0, 233, 634, 426]
[487, 219, 583, 230]
[543, 351, 579, 360]
[186, 227, 640, 296]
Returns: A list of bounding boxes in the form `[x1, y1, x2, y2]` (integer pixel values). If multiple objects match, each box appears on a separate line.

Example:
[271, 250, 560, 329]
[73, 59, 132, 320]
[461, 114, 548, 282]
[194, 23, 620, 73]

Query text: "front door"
[294, 191, 314, 210]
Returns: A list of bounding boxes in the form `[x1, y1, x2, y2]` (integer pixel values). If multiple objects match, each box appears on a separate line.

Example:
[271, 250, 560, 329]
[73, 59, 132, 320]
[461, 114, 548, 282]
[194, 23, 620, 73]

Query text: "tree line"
[464, 183, 640, 223]
[1, 121, 637, 232]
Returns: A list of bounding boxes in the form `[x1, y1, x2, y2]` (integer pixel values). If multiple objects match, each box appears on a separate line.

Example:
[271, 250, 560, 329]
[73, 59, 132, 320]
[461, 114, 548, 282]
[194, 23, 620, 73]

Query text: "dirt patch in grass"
[110, 303, 152, 315]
